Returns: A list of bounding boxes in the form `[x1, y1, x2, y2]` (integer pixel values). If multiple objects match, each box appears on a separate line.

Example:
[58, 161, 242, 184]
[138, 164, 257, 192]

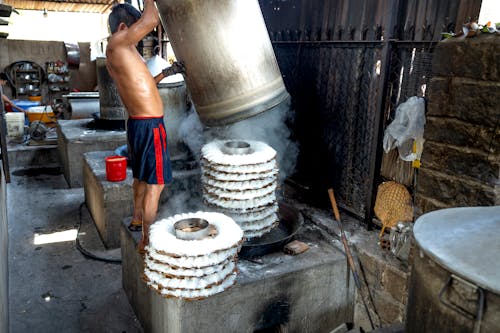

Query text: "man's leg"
[137, 183, 164, 253]
[129, 179, 145, 231]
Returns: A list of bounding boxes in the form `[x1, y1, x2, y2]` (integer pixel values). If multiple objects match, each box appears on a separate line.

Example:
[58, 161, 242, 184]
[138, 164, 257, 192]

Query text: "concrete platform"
[83, 150, 201, 248]
[83, 150, 133, 248]
[121, 218, 355, 333]
[7, 142, 60, 169]
[57, 119, 127, 188]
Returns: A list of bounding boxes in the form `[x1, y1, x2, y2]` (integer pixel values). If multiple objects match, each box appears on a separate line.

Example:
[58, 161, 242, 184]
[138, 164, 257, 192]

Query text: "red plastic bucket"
[105, 155, 127, 182]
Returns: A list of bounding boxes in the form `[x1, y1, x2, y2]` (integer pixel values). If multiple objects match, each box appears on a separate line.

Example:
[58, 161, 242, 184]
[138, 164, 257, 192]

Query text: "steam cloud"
[163, 100, 299, 216]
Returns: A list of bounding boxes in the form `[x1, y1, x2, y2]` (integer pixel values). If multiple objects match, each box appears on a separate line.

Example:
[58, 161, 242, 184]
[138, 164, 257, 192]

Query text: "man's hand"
[161, 62, 185, 77]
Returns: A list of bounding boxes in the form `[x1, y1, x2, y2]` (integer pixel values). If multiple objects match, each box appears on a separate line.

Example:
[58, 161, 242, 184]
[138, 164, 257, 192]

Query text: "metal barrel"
[158, 76, 190, 157]
[96, 57, 126, 120]
[156, 0, 290, 127]
[406, 206, 500, 333]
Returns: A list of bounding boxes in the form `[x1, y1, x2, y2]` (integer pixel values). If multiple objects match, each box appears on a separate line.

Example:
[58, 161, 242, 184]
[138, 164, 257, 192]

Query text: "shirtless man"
[106, 0, 172, 253]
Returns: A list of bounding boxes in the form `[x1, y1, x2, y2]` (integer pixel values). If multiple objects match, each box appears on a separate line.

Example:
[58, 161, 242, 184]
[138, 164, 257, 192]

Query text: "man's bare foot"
[137, 238, 148, 255]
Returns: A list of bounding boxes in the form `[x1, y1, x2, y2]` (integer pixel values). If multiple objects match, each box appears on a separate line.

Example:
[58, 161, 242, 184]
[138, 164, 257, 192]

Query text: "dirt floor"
[7, 164, 143, 332]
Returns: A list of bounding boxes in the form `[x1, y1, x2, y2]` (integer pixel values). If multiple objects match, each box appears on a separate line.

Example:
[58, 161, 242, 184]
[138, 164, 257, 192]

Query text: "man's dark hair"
[108, 3, 142, 34]
[0, 72, 8, 81]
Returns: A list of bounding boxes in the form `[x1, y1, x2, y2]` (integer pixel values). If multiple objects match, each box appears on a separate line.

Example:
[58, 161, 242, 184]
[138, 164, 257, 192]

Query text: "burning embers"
[201, 140, 280, 239]
[144, 212, 244, 300]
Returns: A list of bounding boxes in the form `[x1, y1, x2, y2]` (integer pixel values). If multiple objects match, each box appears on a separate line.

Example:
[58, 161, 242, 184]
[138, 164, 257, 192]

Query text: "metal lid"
[414, 206, 500, 293]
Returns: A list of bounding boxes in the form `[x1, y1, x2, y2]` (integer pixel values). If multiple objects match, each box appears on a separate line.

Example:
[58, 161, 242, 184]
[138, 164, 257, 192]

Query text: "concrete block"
[353, 292, 375, 332]
[381, 266, 409, 304]
[372, 289, 405, 325]
[426, 77, 451, 118]
[83, 150, 201, 248]
[449, 78, 500, 126]
[7, 144, 60, 169]
[83, 150, 133, 248]
[121, 220, 355, 333]
[356, 250, 382, 290]
[421, 141, 499, 185]
[414, 194, 449, 215]
[425, 116, 500, 154]
[432, 35, 500, 81]
[428, 77, 500, 127]
[57, 119, 127, 188]
[416, 168, 498, 208]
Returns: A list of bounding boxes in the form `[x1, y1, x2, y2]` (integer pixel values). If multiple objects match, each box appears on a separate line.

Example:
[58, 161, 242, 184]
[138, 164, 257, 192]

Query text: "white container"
[5, 112, 25, 137]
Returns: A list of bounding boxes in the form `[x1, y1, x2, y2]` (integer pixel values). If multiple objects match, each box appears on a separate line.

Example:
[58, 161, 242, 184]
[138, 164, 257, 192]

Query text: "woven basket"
[374, 181, 413, 236]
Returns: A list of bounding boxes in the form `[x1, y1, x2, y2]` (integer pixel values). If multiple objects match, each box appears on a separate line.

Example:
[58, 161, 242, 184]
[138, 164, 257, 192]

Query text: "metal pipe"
[156, 0, 289, 126]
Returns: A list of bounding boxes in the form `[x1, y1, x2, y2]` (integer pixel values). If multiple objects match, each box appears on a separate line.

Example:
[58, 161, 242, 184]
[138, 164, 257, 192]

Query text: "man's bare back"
[106, 0, 170, 254]
[105, 0, 163, 118]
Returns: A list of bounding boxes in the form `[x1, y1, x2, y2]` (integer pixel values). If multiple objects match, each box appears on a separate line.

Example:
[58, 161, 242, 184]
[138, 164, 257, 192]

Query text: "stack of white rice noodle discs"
[144, 212, 244, 300]
[201, 140, 280, 239]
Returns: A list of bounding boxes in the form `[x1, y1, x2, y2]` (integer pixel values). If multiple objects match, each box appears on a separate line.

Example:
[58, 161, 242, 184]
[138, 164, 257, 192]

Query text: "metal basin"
[239, 202, 303, 258]
[222, 140, 253, 155]
[174, 218, 210, 240]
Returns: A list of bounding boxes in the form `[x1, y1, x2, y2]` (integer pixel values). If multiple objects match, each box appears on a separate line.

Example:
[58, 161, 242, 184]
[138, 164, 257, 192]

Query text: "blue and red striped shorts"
[127, 116, 172, 185]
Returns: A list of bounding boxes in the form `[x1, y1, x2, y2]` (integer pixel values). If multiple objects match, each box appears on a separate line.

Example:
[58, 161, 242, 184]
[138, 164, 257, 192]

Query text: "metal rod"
[328, 188, 378, 330]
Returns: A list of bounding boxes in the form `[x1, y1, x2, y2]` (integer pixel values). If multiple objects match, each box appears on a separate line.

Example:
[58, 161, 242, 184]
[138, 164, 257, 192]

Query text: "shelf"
[13, 64, 42, 99]
[16, 69, 39, 73]
[46, 61, 71, 102]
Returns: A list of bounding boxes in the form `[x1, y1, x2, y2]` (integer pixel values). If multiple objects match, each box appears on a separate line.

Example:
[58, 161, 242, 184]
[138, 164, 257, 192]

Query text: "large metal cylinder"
[158, 75, 190, 157]
[156, 0, 289, 126]
[96, 57, 126, 120]
[406, 206, 500, 333]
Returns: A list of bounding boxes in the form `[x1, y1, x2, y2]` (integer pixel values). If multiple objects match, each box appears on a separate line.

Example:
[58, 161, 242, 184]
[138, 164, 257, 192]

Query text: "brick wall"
[416, 34, 500, 213]
[354, 238, 410, 330]
[355, 34, 500, 331]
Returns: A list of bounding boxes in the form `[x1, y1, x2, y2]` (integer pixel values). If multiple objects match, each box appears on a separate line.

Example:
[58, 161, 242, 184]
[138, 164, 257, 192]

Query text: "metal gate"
[259, 0, 482, 224]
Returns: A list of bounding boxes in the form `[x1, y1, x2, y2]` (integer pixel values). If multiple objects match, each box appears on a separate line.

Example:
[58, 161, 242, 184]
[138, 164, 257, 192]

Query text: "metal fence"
[260, 0, 481, 224]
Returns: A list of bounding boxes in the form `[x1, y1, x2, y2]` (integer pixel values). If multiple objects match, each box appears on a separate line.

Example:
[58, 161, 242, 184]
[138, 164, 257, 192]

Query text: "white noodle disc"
[148, 212, 243, 257]
[144, 261, 236, 290]
[203, 192, 276, 210]
[144, 256, 233, 277]
[203, 159, 277, 174]
[147, 246, 239, 269]
[203, 183, 277, 200]
[148, 272, 237, 300]
[201, 175, 276, 191]
[211, 203, 277, 215]
[202, 140, 276, 166]
[228, 205, 279, 223]
[237, 213, 279, 232]
[203, 167, 278, 181]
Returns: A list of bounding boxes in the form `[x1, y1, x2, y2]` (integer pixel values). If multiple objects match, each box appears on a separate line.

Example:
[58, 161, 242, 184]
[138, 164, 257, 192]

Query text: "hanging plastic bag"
[383, 96, 426, 162]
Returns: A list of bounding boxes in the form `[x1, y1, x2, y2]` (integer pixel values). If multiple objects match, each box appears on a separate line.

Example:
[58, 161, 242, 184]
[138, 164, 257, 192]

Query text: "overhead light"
[43, 8, 48, 18]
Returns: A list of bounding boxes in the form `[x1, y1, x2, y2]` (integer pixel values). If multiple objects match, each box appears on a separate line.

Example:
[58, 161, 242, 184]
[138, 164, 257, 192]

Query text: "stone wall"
[355, 33, 499, 331]
[416, 34, 500, 213]
[355, 245, 409, 330]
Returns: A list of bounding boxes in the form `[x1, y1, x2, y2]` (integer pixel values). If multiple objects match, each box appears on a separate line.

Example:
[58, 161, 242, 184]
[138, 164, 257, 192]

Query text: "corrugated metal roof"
[3, 0, 116, 14]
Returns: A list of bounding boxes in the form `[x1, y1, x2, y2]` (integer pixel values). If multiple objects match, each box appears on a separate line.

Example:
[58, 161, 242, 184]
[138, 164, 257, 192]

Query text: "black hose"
[76, 202, 122, 264]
